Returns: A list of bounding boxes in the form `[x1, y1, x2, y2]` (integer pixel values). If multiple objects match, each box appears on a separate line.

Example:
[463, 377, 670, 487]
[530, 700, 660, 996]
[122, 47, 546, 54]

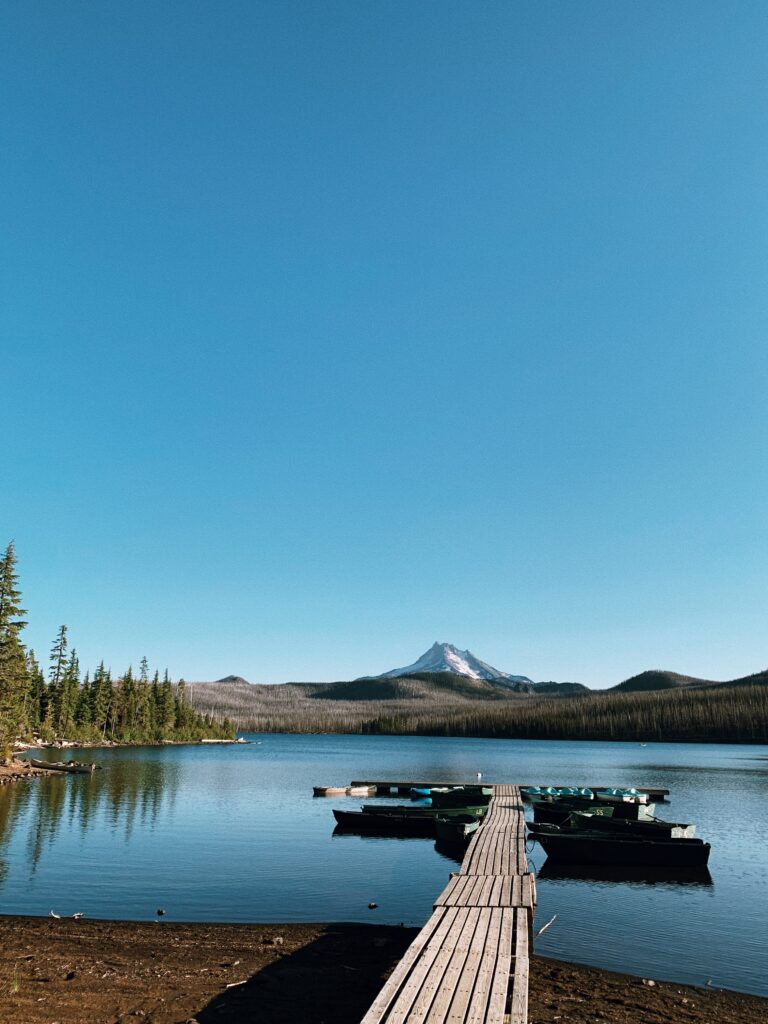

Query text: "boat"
[595, 787, 649, 804]
[346, 786, 376, 797]
[429, 786, 492, 808]
[313, 786, 348, 797]
[434, 814, 481, 845]
[360, 803, 489, 819]
[523, 786, 594, 800]
[531, 829, 711, 867]
[529, 813, 696, 840]
[29, 759, 97, 774]
[523, 784, 670, 803]
[565, 811, 696, 839]
[332, 809, 436, 837]
[531, 797, 655, 825]
[410, 786, 432, 799]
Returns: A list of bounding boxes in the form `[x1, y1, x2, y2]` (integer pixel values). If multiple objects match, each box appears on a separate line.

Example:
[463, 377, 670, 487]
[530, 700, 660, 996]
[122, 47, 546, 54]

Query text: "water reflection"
[0, 757, 181, 878]
[331, 828, 463, 866]
[537, 861, 713, 887]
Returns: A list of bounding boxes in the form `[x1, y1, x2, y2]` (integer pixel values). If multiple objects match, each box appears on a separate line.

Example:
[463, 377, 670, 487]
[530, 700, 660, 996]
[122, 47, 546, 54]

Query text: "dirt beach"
[0, 916, 766, 1024]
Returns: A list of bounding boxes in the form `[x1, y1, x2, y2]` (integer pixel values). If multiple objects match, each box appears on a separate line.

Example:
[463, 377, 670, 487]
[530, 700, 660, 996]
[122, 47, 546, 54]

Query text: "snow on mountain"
[373, 642, 533, 685]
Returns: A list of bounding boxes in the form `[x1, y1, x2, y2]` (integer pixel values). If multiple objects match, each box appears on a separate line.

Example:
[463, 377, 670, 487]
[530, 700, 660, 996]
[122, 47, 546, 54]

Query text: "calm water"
[2, 735, 767, 996]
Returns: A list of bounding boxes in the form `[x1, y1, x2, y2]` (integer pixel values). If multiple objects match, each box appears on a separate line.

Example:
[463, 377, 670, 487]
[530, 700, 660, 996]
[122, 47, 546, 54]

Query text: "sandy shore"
[0, 916, 766, 1024]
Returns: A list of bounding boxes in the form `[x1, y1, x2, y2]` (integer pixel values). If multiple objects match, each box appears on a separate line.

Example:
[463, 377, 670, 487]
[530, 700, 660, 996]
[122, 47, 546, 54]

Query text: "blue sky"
[3, 2, 767, 687]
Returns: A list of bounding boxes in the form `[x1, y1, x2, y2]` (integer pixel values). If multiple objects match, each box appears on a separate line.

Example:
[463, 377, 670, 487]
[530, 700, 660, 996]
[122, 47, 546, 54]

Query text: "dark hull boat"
[429, 787, 492, 808]
[532, 800, 655, 826]
[563, 812, 696, 840]
[332, 809, 435, 837]
[360, 803, 488, 819]
[434, 814, 481, 845]
[532, 830, 711, 867]
[29, 758, 96, 774]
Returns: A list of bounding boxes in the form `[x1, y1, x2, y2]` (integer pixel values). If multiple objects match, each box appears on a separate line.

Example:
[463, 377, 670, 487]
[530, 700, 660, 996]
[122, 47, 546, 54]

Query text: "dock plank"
[360, 784, 536, 1023]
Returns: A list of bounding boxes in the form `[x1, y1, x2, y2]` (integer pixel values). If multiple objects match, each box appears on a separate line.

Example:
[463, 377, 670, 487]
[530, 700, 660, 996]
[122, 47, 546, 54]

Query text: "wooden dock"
[360, 784, 534, 1024]
[351, 779, 669, 802]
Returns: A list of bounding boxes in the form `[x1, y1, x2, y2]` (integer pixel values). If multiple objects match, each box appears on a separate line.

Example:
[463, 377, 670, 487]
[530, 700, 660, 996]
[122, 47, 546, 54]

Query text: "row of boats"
[330, 784, 492, 846]
[321, 781, 712, 868]
[523, 787, 711, 867]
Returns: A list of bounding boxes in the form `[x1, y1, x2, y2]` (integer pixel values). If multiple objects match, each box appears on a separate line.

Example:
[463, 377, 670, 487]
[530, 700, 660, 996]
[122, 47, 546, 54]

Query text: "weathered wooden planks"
[435, 873, 535, 909]
[359, 783, 533, 1024]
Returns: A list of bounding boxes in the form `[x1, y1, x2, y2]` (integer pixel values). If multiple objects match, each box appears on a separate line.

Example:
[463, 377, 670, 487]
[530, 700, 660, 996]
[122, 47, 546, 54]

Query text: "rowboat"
[360, 803, 489, 819]
[429, 786, 492, 808]
[29, 759, 97, 774]
[332, 809, 436, 837]
[531, 829, 711, 867]
[313, 785, 376, 797]
[410, 786, 432, 799]
[434, 814, 481, 845]
[565, 811, 696, 839]
[595, 787, 649, 804]
[531, 797, 655, 825]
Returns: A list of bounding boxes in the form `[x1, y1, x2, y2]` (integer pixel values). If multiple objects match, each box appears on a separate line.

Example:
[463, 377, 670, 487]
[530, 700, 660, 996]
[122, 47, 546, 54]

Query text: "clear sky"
[3, 2, 767, 687]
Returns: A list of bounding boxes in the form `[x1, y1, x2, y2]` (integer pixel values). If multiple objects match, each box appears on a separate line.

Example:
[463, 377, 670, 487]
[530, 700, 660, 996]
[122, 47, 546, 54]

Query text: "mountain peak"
[373, 642, 533, 686]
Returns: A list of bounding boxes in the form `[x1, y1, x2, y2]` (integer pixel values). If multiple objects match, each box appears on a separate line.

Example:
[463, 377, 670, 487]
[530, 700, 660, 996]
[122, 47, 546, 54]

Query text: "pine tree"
[90, 662, 112, 737]
[25, 649, 45, 732]
[0, 542, 30, 762]
[58, 648, 80, 734]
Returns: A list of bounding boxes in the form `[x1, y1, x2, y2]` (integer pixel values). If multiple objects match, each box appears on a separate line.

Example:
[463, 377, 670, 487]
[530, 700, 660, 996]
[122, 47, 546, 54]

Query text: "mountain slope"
[612, 668, 768, 692]
[370, 642, 533, 685]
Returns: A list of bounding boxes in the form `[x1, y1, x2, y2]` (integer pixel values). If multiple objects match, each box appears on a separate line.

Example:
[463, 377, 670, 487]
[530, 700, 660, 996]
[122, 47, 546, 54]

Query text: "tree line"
[187, 673, 768, 744]
[0, 542, 234, 762]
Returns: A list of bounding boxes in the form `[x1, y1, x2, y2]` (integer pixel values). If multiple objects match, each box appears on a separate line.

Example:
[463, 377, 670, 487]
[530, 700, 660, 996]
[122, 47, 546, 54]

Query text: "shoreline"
[0, 916, 765, 1024]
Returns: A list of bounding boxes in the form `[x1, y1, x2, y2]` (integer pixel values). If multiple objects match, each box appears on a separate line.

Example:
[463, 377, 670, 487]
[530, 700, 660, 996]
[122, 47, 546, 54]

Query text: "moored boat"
[360, 803, 488, 819]
[429, 786, 492, 808]
[332, 809, 436, 837]
[313, 786, 348, 797]
[434, 814, 481, 845]
[531, 797, 655, 825]
[410, 786, 432, 799]
[531, 829, 711, 867]
[29, 759, 97, 774]
[562, 811, 696, 839]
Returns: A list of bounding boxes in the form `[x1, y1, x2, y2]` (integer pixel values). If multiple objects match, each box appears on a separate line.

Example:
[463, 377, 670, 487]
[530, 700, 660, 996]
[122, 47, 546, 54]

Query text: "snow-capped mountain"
[372, 642, 533, 686]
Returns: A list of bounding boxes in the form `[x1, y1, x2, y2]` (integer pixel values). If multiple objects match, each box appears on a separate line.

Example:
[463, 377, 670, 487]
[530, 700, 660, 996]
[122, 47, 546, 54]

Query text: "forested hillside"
[188, 673, 768, 743]
[0, 543, 234, 762]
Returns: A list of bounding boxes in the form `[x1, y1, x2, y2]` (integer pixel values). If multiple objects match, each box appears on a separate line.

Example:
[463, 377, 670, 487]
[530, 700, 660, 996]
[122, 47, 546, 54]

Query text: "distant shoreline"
[187, 675, 768, 745]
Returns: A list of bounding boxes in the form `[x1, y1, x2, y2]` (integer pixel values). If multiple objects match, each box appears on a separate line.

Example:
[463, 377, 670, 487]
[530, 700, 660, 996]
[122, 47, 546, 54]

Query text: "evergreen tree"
[25, 649, 45, 732]
[90, 662, 112, 737]
[159, 670, 176, 733]
[75, 669, 93, 729]
[0, 543, 30, 762]
[58, 648, 80, 734]
[47, 625, 69, 732]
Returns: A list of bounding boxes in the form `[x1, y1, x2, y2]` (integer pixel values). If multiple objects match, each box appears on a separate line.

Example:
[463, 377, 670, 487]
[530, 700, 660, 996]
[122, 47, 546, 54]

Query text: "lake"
[2, 734, 767, 997]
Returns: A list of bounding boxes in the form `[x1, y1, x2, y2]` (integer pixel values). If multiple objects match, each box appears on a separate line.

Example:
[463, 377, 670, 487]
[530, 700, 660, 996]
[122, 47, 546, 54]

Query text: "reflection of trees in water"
[0, 783, 35, 885]
[0, 761, 182, 879]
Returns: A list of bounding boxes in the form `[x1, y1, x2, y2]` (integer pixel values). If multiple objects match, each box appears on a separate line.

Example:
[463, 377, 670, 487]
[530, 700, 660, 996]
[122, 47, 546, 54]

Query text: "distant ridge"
[611, 668, 768, 692]
[368, 641, 533, 686]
